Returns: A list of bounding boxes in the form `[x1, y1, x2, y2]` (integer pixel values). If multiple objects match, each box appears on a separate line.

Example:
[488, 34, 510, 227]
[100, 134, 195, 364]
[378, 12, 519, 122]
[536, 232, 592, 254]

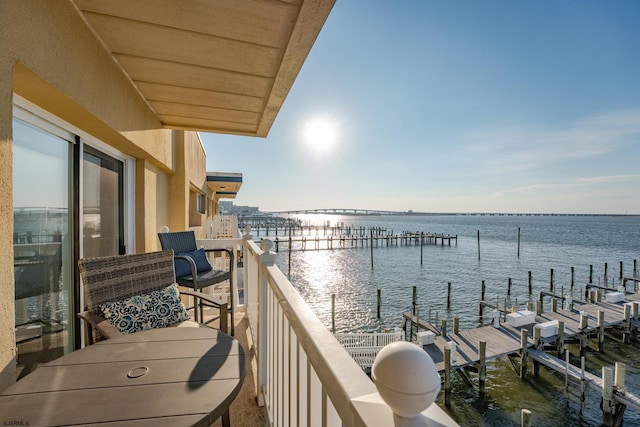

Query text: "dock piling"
[288, 237, 292, 276]
[331, 293, 336, 333]
[580, 334, 589, 359]
[580, 357, 587, 412]
[479, 280, 486, 318]
[558, 321, 565, 358]
[579, 311, 588, 330]
[370, 229, 373, 269]
[520, 328, 528, 379]
[602, 366, 614, 426]
[620, 261, 624, 283]
[444, 347, 451, 406]
[564, 351, 570, 392]
[412, 286, 417, 315]
[521, 409, 532, 427]
[598, 310, 605, 352]
[479, 341, 486, 394]
[533, 326, 541, 349]
[615, 362, 626, 393]
[623, 303, 631, 343]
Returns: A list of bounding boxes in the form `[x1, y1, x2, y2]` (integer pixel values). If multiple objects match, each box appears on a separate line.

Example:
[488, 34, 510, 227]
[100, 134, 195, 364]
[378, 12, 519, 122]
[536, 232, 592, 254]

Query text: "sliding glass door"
[13, 118, 74, 379]
[82, 146, 125, 258]
[13, 100, 130, 378]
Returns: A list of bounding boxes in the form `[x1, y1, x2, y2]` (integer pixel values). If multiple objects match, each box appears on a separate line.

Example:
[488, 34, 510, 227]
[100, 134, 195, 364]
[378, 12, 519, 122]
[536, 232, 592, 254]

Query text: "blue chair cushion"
[99, 283, 190, 334]
[174, 248, 212, 278]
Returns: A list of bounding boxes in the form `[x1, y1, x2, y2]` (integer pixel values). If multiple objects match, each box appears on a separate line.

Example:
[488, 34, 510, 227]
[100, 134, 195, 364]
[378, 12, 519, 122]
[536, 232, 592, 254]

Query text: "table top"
[0, 327, 245, 426]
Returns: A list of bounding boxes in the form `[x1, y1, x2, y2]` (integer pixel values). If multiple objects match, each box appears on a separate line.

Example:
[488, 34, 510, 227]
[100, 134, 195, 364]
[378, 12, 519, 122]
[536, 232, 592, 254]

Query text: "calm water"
[259, 214, 640, 426]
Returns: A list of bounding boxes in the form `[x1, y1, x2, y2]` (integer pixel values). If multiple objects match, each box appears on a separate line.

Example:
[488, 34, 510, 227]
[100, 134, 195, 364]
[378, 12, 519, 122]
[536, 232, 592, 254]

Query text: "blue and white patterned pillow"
[99, 283, 190, 334]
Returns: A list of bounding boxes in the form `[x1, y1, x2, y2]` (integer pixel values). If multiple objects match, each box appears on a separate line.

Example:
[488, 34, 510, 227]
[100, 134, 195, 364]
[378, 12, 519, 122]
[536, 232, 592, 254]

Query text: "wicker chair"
[77, 250, 228, 345]
[158, 230, 235, 335]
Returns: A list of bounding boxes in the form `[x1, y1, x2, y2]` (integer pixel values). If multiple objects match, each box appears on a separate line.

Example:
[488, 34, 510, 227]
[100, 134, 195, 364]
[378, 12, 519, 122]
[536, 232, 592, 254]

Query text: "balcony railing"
[241, 230, 457, 426]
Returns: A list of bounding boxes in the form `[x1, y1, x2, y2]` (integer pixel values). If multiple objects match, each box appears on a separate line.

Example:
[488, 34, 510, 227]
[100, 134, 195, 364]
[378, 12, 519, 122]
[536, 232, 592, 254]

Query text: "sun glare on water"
[302, 116, 340, 156]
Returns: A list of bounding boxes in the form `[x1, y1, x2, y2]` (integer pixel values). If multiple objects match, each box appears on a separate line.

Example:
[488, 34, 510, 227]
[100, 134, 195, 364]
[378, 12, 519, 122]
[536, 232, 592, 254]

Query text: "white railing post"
[242, 226, 253, 297]
[256, 238, 276, 407]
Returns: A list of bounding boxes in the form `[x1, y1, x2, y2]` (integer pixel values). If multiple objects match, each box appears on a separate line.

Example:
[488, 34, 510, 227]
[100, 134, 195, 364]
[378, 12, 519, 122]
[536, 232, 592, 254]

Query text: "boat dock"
[271, 231, 457, 252]
[398, 291, 640, 425]
[240, 217, 458, 250]
[331, 259, 639, 425]
[344, 298, 640, 425]
[402, 297, 638, 371]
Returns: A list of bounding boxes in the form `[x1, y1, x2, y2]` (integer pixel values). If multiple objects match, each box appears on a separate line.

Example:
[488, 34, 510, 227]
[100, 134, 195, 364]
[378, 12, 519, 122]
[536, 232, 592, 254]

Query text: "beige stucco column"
[0, 53, 16, 393]
[136, 159, 171, 252]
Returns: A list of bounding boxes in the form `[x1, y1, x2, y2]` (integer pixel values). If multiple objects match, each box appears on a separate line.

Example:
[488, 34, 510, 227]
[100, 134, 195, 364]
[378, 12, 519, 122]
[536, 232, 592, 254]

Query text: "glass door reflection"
[13, 118, 74, 379]
[82, 146, 124, 258]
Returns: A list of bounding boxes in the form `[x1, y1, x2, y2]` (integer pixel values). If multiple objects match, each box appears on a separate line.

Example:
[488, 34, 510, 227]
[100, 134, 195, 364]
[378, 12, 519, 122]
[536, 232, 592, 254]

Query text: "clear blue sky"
[201, 1, 640, 214]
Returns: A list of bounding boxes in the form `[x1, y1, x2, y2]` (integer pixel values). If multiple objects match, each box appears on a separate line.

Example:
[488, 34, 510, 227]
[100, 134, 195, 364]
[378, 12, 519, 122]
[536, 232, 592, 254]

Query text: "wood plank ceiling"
[71, 0, 334, 137]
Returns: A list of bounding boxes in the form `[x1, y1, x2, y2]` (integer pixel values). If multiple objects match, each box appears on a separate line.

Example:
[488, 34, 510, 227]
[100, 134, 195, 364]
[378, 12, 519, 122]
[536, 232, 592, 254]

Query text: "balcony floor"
[208, 311, 268, 427]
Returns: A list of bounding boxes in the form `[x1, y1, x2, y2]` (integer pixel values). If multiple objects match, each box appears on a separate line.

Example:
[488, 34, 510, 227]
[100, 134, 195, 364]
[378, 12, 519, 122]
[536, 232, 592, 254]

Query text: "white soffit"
[72, 0, 335, 137]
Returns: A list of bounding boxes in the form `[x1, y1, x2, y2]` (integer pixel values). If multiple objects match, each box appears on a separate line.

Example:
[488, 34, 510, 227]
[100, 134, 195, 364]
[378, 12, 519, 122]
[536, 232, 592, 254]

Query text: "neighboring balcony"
[208, 215, 239, 240]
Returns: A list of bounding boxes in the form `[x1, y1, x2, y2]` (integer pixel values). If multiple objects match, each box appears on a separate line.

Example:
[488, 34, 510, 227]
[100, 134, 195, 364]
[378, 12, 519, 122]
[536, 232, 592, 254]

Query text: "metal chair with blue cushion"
[158, 230, 235, 336]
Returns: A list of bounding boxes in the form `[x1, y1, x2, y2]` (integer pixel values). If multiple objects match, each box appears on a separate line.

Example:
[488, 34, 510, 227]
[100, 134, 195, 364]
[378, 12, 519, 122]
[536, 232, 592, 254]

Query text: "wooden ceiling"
[72, 0, 335, 137]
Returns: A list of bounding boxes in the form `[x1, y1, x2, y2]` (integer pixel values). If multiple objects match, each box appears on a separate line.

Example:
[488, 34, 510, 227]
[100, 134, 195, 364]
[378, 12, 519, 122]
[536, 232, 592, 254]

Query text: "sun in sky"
[301, 115, 340, 156]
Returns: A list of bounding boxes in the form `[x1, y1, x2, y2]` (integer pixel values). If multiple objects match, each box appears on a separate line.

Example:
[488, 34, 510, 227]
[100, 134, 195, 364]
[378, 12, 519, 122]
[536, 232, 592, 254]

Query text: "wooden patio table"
[0, 327, 245, 426]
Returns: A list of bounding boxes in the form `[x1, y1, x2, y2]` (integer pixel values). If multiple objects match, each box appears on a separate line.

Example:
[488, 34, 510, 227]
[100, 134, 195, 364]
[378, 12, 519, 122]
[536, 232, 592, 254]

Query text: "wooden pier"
[241, 217, 458, 248]
[271, 231, 457, 252]
[396, 292, 640, 425]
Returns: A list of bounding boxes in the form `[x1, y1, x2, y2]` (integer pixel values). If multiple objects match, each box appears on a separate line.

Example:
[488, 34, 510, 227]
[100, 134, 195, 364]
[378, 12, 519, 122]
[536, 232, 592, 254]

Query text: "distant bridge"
[269, 208, 412, 216]
[265, 209, 634, 217]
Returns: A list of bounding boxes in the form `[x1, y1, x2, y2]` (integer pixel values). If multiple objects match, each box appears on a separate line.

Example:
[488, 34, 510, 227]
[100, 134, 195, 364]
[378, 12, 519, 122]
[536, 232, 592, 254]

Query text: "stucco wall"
[0, 29, 17, 393]
[167, 130, 209, 236]
[136, 159, 171, 252]
[185, 132, 209, 239]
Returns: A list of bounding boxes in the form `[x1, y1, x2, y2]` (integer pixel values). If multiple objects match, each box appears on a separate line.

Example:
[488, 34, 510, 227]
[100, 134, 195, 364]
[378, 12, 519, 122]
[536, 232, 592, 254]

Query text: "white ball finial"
[372, 341, 440, 420]
[159, 226, 169, 233]
[260, 238, 274, 253]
